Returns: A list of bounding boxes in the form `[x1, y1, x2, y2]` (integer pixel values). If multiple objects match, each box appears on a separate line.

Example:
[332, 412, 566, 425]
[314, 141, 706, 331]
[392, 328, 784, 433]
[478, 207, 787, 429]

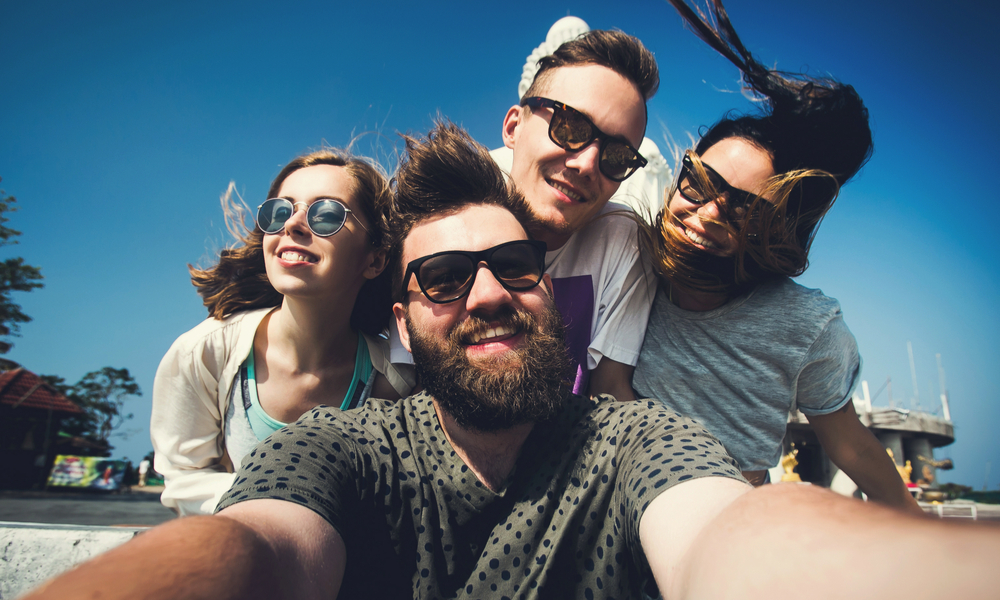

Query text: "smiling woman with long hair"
[151, 149, 412, 516]
[622, 0, 922, 514]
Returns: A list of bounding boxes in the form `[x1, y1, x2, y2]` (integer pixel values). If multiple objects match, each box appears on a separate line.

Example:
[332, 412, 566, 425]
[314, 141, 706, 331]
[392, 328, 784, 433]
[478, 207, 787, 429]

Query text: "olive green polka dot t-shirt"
[218, 392, 743, 599]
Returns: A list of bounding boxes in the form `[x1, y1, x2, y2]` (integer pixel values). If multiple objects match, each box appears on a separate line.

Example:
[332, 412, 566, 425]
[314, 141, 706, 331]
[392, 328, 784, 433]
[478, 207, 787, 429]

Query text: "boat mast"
[908, 341, 921, 411]
[936, 353, 952, 422]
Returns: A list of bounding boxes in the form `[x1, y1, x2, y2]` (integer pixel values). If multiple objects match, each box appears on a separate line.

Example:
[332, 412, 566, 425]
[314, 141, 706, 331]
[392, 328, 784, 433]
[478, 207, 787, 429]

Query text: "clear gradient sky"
[2, 0, 998, 489]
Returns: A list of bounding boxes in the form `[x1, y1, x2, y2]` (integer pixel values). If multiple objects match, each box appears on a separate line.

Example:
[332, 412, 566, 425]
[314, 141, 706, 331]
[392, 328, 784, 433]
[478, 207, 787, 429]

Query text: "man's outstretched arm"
[23, 499, 346, 600]
[641, 480, 999, 600]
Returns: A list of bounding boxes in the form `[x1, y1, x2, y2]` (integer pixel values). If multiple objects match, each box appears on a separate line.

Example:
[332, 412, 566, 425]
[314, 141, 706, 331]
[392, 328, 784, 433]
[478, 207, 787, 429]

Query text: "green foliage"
[1, 181, 139, 452]
[0, 179, 44, 353]
[960, 490, 1000, 505]
[937, 482, 973, 500]
[42, 368, 143, 450]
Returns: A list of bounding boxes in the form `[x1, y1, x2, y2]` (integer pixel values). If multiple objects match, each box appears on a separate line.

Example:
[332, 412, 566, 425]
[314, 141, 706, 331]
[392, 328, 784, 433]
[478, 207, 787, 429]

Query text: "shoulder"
[278, 394, 431, 458]
[157, 308, 272, 380]
[362, 332, 416, 395]
[585, 395, 731, 447]
[766, 281, 849, 345]
[702, 280, 844, 334]
[583, 395, 744, 488]
[168, 308, 272, 353]
[550, 203, 640, 274]
[344, 391, 432, 430]
[576, 202, 640, 243]
[490, 146, 513, 174]
[587, 394, 689, 426]
[756, 279, 841, 314]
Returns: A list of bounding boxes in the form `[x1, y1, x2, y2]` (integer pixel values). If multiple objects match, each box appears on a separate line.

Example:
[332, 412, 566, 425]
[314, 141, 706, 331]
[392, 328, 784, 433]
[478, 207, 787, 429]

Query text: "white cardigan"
[151, 307, 413, 515]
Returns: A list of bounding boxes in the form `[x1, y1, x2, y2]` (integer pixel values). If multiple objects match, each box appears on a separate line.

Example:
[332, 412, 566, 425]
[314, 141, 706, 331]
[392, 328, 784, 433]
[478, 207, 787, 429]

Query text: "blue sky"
[2, 0, 998, 489]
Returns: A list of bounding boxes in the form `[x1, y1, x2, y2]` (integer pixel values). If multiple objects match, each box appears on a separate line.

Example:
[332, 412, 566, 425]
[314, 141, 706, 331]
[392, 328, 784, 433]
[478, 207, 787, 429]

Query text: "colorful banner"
[47, 455, 127, 490]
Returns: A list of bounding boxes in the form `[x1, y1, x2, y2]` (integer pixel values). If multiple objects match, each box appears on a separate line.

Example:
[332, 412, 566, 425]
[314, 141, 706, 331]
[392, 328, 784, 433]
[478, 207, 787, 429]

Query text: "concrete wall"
[0, 521, 143, 599]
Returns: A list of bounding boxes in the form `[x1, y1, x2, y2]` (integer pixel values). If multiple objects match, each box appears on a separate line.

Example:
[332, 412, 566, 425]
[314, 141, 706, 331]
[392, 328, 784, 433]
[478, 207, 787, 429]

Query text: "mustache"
[406, 300, 573, 433]
[449, 307, 537, 345]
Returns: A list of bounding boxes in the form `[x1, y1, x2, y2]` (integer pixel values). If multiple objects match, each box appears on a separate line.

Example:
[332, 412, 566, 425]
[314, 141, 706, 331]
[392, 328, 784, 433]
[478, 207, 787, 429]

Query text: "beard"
[405, 303, 574, 433]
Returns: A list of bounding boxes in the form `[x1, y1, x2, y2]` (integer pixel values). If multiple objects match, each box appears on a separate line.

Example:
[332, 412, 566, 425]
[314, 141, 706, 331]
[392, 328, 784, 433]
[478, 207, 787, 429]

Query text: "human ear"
[363, 249, 388, 280]
[392, 302, 411, 353]
[541, 273, 554, 300]
[502, 105, 524, 150]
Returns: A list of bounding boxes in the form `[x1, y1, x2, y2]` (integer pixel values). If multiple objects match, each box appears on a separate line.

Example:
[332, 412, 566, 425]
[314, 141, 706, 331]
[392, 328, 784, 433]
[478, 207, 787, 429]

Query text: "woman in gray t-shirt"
[622, 0, 921, 514]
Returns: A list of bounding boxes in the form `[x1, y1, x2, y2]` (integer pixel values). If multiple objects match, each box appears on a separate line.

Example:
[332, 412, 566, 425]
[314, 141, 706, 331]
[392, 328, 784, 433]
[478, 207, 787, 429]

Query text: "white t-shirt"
[541, 202, 656, 393]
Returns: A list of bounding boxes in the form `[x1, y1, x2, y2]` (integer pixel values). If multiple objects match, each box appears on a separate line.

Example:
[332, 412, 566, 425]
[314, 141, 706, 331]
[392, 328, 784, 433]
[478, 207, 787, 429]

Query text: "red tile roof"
[0, 369, 82, 414]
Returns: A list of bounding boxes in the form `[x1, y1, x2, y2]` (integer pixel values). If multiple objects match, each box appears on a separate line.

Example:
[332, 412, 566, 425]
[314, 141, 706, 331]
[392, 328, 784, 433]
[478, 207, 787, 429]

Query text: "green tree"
[42, 368, 142, 451]
[938, 482, 973, 500]
[0, 179, 44, 354]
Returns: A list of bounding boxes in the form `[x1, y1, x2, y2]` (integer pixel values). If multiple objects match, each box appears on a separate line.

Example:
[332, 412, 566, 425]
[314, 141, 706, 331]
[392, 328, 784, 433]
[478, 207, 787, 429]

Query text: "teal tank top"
[243, 334, 373, 441]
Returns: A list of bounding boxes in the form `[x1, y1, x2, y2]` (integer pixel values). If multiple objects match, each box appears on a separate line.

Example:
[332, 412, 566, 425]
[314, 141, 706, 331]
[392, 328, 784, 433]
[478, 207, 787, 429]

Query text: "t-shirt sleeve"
[587, 216, 657, 369]
[612, 400, 745, 576]
[793, 312, 861, 415]
[215, 407, 359, 533]
[365, 332, 416, 396]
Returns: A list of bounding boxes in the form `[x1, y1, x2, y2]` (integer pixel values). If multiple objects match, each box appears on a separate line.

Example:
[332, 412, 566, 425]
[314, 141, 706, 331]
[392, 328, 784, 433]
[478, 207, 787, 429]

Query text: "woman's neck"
[264, 297, 359, 371]
[667, 280, 731, 312]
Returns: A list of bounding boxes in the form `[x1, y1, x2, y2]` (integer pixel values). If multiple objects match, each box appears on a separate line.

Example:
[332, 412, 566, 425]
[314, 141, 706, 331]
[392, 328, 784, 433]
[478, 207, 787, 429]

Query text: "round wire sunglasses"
[255, 197, 369, 237]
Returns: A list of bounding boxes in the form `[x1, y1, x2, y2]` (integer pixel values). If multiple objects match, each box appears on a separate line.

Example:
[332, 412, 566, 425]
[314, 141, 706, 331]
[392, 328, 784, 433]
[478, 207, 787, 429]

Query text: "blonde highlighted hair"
[651, 0, 872, 294]
[640, 149, 840, 295]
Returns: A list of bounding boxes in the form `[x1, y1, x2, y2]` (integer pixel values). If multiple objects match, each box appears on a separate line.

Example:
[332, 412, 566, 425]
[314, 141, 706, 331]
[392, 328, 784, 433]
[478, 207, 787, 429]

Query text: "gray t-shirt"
[218, 392, 743, 599]
[632, 278, 861, 471]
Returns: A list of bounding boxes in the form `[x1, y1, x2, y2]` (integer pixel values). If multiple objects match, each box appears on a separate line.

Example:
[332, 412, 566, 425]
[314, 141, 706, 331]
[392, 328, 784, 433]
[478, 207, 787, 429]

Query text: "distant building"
[777, 391, 955, 498]
[0, 367, 87, 489]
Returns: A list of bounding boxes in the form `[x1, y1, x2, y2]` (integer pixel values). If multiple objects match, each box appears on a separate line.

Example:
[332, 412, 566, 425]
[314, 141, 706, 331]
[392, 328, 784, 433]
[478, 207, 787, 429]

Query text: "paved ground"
[0, 486, 176, 527]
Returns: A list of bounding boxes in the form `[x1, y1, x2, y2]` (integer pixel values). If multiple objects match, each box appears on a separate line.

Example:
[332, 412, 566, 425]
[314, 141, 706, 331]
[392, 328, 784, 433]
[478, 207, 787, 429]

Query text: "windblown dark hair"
[389, 120, 533, 301]
[189, 149, 393, 336]
[650, 0, 873, 294]
[525, 29, 660, 103]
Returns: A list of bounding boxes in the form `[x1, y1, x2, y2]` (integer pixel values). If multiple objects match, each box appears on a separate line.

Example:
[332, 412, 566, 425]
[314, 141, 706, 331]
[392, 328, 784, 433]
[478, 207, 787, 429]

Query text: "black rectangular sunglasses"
[521, 96, 647, 182]
[403, 240, 547, 304]
[677, 152, 756, 211]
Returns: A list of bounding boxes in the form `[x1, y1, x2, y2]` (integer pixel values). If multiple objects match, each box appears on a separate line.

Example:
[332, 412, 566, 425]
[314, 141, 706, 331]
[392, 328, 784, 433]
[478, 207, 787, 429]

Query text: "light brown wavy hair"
[525, 29, 659, 102]
[189, 149, 393, 336]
